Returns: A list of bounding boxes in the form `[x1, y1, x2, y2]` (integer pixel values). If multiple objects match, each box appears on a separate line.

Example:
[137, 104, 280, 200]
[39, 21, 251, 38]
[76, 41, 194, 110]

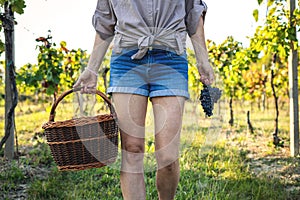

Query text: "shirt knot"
[131, 35, 156, 60]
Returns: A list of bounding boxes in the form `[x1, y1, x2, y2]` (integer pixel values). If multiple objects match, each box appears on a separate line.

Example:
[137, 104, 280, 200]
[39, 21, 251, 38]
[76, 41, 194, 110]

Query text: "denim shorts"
[108, 48, 189, 99]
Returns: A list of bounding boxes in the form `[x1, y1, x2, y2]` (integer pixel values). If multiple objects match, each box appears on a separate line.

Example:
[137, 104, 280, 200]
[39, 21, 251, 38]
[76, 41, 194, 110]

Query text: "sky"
[12, 0, 264, 67]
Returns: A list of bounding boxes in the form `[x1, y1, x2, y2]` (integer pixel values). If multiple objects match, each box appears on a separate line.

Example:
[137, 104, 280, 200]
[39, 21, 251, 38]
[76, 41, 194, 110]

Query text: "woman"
[74, 0, 214, 199]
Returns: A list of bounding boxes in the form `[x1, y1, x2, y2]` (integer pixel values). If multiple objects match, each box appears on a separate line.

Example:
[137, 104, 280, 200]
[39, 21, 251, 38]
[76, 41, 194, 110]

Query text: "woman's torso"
[110, 0, 187, 58]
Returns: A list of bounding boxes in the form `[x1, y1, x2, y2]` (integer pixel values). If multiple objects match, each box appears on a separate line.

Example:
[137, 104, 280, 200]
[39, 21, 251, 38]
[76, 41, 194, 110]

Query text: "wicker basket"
[42, 88, 119, 171]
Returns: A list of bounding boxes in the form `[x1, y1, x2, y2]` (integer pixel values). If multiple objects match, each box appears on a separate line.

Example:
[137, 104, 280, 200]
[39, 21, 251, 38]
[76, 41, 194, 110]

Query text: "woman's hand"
[73, 69, 98, 93]
[198, 61, 214, 85]
[73, 33, 112, 93]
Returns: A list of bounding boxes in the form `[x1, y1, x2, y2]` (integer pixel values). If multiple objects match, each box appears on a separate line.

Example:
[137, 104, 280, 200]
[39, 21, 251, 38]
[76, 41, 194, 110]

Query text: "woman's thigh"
[112, 93, 148, 152]
[151, 96, 186, 168]
[112, 93, 148, 172]
[112, 93, 148, 145]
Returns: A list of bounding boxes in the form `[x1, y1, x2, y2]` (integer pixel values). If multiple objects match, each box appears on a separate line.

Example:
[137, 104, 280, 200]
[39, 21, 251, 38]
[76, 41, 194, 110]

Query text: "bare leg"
[112, 93, 148, 200]
[152, 96, 186, 200]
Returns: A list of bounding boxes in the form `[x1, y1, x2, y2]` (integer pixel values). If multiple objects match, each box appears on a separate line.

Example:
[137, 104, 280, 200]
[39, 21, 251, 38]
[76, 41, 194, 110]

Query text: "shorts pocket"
[111, 49, 144, 65]
[166, 51, 187, 61]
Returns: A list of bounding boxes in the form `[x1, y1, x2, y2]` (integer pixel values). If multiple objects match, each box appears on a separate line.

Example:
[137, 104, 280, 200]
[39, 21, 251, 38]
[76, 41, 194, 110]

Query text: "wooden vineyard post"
[288, 0, 299, 157]
[3, 3, 17, 160]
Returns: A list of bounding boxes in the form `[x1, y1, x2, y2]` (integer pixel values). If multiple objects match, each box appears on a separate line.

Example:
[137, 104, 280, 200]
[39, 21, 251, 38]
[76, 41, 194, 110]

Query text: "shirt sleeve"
[185, 0, 208, 36]
[92, 0, 117, 40]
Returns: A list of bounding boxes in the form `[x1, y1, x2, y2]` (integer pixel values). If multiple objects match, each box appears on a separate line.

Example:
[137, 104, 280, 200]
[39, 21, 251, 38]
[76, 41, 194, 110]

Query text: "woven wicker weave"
[42, 88, 119, 171]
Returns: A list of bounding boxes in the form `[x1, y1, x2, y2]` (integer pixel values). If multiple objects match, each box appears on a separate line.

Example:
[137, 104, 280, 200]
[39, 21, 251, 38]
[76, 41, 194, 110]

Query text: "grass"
[179, 146, 285, 200]
[0, 97, 299, 199]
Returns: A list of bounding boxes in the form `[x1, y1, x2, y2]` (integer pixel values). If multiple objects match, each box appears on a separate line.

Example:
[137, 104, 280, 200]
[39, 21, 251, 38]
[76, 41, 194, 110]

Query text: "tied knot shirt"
[92, 0, 207, 59]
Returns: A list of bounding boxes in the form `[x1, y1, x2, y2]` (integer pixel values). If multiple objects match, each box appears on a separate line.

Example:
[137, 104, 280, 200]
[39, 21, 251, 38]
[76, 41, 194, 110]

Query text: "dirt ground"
[227, 131, 300, 198]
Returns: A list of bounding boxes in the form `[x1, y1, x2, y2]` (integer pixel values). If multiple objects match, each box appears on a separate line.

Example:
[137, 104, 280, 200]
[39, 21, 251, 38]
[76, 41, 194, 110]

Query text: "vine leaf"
[11, 0, 26, 14]
[253, 9, 259, 22]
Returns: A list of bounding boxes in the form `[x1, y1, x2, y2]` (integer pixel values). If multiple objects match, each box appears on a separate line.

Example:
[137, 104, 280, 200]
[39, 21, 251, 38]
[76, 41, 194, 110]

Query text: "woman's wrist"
[86, 68, 98, 77]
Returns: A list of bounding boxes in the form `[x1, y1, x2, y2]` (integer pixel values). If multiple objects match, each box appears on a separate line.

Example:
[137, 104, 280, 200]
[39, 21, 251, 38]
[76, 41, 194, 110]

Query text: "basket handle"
[48, 87, 115, 122]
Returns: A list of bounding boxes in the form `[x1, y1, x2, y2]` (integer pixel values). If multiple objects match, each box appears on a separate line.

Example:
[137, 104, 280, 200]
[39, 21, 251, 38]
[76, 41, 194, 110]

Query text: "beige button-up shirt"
[92, 0, 207, 59]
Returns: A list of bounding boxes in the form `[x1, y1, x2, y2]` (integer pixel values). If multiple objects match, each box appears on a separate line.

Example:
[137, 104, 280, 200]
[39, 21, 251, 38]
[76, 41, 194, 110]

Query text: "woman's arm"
[73, 32, 112, 92]
[190, 15, 214, 85]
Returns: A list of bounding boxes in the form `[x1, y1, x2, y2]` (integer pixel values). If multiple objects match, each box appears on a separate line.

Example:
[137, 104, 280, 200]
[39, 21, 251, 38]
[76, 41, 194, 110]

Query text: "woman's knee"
[122, 143, 144, 163]
[156, 151, 179, 170]
[121, 143, 145, 173]
[158, 158, 179, 172]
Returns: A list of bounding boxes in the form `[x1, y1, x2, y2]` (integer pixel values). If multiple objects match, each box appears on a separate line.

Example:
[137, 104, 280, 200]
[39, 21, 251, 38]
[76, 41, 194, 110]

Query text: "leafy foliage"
[208, 37, 254, 100]
[16, 36, 89, 99]
[205, 0, 298, 117]
[251, 0, 293, 57]
[0, 0, 26, 14]
[249, 0, 295, 100]
[0, 0, 26, 55]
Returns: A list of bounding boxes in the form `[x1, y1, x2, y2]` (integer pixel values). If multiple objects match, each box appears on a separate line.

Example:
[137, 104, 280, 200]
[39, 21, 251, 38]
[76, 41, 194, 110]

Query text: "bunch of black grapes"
[199, 84, 222, 117]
